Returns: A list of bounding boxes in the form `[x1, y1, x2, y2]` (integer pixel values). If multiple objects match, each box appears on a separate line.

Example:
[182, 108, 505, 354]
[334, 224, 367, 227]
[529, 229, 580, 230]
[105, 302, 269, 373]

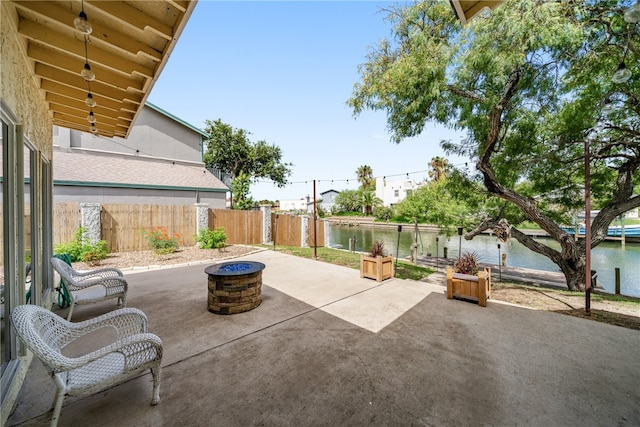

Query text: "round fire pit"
[205, 261, 266, 315]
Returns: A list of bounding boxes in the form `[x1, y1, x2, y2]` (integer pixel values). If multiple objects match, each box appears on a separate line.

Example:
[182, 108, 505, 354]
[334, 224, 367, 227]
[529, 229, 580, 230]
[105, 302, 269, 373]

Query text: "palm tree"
[356, 165, 374, 191]
[428, 157, 449, 181]
[360, 190, 382, 216]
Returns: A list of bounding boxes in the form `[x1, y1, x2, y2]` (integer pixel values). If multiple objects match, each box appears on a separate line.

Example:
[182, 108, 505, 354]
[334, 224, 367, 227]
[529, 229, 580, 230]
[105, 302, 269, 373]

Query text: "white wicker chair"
[11, 304, 163, 427]
[50, 256, 128, 321]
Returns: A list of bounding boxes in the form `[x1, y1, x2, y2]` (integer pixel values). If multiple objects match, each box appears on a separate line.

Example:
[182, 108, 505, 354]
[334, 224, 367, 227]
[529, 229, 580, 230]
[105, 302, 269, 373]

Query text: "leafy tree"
[334, 189, 361, 213]
[231, 172, 255, 210]
[356, 165, 374, 191]
[203, 119, 293, 209]
[349, 0, 640, 290]
[429, 156, 449, 181]
[396, 180, 468, 235]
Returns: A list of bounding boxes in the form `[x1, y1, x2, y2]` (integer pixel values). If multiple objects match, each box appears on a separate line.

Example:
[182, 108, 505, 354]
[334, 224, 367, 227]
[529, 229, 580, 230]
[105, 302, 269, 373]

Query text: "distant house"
[53, 103, 228, 207]
[319, 189, 340, 213]
[279, 197, 309, 212]
[375, 177, 420, 207]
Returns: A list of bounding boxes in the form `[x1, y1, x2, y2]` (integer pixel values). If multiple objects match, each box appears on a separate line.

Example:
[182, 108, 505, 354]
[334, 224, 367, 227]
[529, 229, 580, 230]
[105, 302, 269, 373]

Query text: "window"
[394, 190, 399, 197]
[1, 101, 52, 402]
[405, 190, 413, 197]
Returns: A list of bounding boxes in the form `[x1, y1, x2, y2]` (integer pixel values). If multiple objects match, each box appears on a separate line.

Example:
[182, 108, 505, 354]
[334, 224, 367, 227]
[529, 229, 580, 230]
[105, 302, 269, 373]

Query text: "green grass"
[257, 244, 640, 306]
[256, 244, 435, 281]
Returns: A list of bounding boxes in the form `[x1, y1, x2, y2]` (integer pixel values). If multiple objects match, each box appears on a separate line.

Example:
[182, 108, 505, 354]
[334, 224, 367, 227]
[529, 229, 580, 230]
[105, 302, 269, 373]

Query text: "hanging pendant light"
[624, 2, 640, 23]
[612, 62, 632, 83]
[90, 123, 98, 134]
[81, 63, 95, 81]
[74, 10, 92, 34]
[87, 111, 96, 123]
[85, 93, 97, 107]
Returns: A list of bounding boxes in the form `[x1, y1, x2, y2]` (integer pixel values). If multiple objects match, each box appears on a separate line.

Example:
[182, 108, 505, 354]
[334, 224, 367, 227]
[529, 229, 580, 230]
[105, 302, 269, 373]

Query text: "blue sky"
[148, 1, 467, 201]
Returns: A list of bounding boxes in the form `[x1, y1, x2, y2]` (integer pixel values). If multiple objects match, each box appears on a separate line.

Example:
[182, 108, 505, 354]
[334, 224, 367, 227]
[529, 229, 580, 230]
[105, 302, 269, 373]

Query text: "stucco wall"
[54, 185, 227, 208]
[1, 4, 52, 424]
[1, 3, 53, 157]
[60, 105, 203, 162]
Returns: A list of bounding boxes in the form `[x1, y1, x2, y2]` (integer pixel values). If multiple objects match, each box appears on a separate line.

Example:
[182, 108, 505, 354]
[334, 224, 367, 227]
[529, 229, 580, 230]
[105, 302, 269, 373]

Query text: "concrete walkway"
[8, 249, 640, 426]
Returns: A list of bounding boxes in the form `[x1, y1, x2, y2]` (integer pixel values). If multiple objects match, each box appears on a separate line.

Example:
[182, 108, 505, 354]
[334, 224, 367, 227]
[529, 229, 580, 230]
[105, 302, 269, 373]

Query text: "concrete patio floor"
[8, 249, 640, 426]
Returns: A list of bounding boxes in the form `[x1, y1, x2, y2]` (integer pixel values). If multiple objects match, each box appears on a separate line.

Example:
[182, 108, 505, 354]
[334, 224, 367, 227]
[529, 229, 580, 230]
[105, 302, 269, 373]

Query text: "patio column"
[80, 203, 101, 244]
[195, 203, 209, 244]
[260, 204, 272, 244]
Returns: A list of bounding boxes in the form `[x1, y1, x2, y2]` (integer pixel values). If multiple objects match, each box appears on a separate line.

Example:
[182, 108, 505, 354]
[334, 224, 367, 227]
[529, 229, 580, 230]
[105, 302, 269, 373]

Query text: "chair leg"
[151, 365, 161, 405]
[65, 302, 75, 321]
[51, 377, 66, 427]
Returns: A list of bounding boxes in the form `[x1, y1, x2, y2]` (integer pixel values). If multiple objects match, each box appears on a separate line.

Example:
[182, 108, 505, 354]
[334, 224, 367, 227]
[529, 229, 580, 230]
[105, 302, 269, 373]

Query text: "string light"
[73, 10, 92, 34]
[80, 62, 95, 81]
[73, 0, 97, 134]
[253, 163, 468, 187]
[85, 92, 96, 107]
[612, 62, 632, 83]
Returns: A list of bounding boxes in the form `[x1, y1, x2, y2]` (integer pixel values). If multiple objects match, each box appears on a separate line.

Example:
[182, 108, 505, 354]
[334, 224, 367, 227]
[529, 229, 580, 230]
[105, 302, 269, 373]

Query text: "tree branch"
[446, 85, 485, 103]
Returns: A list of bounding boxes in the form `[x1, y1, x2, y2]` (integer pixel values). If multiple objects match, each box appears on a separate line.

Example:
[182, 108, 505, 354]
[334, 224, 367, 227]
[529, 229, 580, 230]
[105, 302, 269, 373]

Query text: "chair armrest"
[58, 308, 148, 347]
[57, 333, 163, 372]
[72, 267, 124, 280]
[76, 333, 163, 365]
[64, 276, 128, 293]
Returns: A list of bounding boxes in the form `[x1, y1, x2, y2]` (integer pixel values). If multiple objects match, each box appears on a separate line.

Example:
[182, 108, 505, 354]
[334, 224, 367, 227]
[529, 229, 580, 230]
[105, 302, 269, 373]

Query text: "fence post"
[260, 204, 272, 244]
[80, 203, 101, 244]
[194, 203, 209, 246]
[323, 219, 330, 248]
[301, 215, 309, 248]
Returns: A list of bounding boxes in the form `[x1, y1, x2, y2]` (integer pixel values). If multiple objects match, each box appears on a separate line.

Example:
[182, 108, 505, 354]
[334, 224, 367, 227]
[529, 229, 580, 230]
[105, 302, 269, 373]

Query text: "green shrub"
[146, 226, 181, 255]
[196, 227, 227, 249]
[373, 206, 394, 221]
[54, 227, 109, 263]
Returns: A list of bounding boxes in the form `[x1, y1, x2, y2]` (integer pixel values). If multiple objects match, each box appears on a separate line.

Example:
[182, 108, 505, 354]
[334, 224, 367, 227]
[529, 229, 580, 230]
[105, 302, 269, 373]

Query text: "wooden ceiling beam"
[13, 1, 163, 62]
[40, 80, 139, 114]
[86, 1, 173, 41]
[28, 44, 145, 93]
[19, 19, 155, 78]
[35, 63, 144, 106]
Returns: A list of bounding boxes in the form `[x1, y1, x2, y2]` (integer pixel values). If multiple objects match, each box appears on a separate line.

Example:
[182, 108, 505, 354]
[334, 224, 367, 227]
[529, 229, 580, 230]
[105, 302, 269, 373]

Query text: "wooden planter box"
[360, 254, 394, 282]
[446, 267, 491, 307]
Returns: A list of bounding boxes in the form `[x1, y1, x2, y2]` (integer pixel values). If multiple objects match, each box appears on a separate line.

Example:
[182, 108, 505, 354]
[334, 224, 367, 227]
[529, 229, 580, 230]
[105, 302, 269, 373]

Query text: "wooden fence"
[101, 204, 196, 252]
[53, 203, 81, 245]
[209, 209, 262, 244]
[49, 203, 325, 252]
[272, 213, 325, 247]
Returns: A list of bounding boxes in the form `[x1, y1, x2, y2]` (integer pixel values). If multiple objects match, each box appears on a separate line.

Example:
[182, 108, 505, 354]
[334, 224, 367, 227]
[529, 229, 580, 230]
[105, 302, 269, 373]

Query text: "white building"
[375, 177, 420, 207]
[279, 197, 310, 212]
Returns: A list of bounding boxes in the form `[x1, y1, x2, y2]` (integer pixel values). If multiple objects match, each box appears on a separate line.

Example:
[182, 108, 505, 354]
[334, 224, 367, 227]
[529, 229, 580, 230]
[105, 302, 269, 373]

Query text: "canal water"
[328, 224, 640, 297]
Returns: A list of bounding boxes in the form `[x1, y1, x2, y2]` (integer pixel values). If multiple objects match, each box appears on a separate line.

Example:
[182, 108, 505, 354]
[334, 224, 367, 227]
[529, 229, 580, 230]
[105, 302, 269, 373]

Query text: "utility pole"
[313, 179, 318, 260]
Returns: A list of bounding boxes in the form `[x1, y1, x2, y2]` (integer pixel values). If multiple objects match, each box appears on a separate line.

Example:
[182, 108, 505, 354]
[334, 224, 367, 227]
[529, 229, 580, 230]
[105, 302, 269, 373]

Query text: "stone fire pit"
[205, 261, 266, 315]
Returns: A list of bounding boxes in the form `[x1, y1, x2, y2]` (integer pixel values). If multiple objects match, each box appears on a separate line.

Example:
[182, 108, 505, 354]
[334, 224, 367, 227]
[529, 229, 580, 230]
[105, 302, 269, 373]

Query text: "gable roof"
[320, 189, 340, 195]
[145, 102, 209, 139]
[53, 149, 228, 192]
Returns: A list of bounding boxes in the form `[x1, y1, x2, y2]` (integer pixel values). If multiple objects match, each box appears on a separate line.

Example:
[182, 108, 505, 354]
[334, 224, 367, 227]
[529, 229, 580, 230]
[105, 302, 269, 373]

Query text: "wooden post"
[615, 268, 621, 295]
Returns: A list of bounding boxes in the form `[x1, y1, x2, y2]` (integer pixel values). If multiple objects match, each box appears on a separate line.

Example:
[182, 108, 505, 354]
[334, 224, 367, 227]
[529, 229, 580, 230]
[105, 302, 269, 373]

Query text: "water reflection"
[328, 224, 640, 297]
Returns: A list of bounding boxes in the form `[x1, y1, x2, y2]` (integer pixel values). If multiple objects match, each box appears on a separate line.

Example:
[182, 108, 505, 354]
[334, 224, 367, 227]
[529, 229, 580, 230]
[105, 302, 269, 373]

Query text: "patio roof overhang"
[3, 0, 197, 138]
[449, 0, 504, 24]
